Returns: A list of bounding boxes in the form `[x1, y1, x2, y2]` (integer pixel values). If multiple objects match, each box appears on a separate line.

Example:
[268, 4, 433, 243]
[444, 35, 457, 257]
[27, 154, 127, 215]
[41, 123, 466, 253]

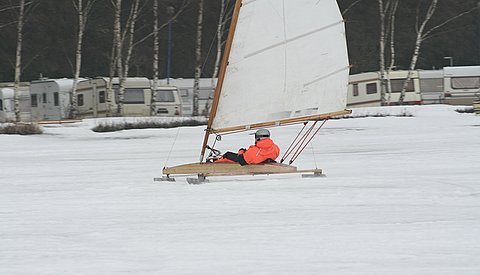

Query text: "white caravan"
[0, 88, 15, 122]
[29, 78, 80, 121]
[151, 80, 182, 116]
[347, 72, 379, 107]
[159, 78, 217, 116]
[443, 66, 480, 105]
[418, 70, 444, 104]
[0, 83, 31, 122]
[347, 71, 421, 107]
[106, 77, 153, 116]
[76, 78, 110, 118]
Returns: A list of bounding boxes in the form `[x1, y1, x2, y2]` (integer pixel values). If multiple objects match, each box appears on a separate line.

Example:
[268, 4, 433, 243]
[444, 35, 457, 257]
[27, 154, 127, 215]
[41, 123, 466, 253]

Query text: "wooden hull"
[163, 162, 321, 177]
[474, 101, 480, 115]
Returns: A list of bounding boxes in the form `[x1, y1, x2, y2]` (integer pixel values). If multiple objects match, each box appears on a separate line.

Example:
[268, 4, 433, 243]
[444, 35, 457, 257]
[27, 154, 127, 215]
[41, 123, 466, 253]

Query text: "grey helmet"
[255, 128, 270, 142]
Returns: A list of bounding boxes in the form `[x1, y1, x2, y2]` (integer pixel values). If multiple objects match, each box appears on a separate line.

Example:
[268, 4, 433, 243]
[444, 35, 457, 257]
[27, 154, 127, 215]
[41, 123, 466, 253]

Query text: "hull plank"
[474, 101, 480, 114]
[163, 162, 321, 177]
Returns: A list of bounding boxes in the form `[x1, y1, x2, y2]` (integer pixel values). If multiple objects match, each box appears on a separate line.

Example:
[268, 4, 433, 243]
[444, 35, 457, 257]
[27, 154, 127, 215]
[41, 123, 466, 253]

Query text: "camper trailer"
[151, 81, 182, 116]
[0, 83, 31, 122]
[347, 71, 421, 107]
[418, 70, 444, 104]
[108, 77, 153, 116]
[347, 72, 379, 107]
[443, 66, 480, 105]
[0, 88, 15, 122]
[159, 78, 217, 116]
[76, 78, 110, 118]
[29, 78, 80, 121]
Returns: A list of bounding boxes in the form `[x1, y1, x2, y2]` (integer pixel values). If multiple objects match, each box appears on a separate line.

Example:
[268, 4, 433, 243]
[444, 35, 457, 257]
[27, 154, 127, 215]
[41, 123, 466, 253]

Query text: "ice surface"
[1, 105, 480, 274]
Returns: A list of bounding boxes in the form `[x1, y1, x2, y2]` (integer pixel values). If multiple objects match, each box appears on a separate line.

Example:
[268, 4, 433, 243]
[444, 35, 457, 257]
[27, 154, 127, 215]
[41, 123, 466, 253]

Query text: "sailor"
[214, 128, 280, 165]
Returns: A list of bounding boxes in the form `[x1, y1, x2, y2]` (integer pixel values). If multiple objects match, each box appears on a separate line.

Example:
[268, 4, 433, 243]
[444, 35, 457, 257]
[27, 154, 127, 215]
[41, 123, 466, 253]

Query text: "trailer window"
[0, 99, 3, 110]
[180, 89, 192, 104]
[155, 90, 175, 102]
[77, 94, 84, 106]
[123, 88, 145, 104]
[179, 89, 189, 97]
[42, 93, 47, 103]
[390, 79, 414, 93]
[366, 83, 377, 94]
[99, 91, 106, 103]
[353, 84, 359, 96]
[54, 92, 59, 106]
[31, 94, 38, 107]
[199, 88, 213, 100]
[420, 78, 443, 92]
[451, 77, 480, 89]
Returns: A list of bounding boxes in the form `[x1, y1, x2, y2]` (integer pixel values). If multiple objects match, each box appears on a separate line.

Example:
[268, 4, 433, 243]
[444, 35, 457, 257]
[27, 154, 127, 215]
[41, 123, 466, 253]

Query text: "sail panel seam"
[244, 20, 344, 59]
[304, 65, 349, 87]
[242, 0, 257, 5]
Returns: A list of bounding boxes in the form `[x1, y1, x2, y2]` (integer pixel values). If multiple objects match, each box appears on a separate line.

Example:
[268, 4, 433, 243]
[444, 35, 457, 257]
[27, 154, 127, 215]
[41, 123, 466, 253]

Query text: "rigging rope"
[281, 121, 318, 164]
[311, 143, 318, 169]
[280, 122, 308, 163]
[289, 118, 329, 165]
[164, 127, 181, 168]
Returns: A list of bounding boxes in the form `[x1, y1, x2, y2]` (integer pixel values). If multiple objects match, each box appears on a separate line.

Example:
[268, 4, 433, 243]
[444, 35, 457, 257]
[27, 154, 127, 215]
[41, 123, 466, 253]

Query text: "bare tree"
[13, 0, 26, 123]
[397, 1, 480, 104]
[192, 0, 204, 117]
[0, 5, 18, 30]
[113, 0, 125, 115]
[204, 0, 228, 117]
[385, 0, 399, 105]
[151, 0, 159, 116]
[212, 0, 227, 80]
[122, 0, 141, 79]
[109, 0, 150, 116]
[70, 0, 97, 119]
[378, 0, 391, 106]
[342, 0, 365, 16]
[149, 2, 188, 116]
[397, 0, 438, 104]
[132, 1, 188, 47]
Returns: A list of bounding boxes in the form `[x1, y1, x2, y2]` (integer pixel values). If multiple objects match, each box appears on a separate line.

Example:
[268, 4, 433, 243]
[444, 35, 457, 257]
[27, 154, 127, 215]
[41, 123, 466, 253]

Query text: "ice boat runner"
[161, 0, 351, 182]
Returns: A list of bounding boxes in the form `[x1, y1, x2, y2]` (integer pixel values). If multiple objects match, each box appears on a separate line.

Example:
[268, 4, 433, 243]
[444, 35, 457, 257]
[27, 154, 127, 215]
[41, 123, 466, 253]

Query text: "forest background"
[0, 0, 479, 83]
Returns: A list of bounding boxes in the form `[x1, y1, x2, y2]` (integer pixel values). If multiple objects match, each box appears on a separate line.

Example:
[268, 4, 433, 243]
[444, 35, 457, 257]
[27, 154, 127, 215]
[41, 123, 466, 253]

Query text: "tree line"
[1, 0, 479, 82]
[0, 0, 479, 119]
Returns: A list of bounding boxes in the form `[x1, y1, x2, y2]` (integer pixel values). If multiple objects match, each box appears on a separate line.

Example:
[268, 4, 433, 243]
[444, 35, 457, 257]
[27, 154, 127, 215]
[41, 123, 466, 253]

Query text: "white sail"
[211, 0, 349, 132]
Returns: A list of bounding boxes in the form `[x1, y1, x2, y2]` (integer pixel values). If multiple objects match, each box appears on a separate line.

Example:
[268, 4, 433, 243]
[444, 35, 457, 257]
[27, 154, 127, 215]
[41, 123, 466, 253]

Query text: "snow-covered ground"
[1, 105, 480, 274]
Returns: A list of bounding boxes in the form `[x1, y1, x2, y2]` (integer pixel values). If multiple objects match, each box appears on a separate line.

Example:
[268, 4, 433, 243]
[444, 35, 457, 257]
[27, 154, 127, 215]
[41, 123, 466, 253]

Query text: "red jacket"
[242, 138, 280, 164]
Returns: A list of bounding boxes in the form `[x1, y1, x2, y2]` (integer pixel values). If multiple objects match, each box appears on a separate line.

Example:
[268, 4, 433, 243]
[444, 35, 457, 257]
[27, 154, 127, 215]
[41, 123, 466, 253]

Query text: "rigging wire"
[164, 127, 181, 168]
[289, 118, 329, 165]
[280, 122, 308, 163]
[282, 121, 318, 163]
[201, 0, 235, 74]
[311, 143, 318, 169]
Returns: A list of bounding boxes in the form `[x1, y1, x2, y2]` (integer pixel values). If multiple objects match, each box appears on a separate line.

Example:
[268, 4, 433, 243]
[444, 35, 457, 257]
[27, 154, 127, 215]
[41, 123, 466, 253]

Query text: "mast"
[199, 0, 242, 162]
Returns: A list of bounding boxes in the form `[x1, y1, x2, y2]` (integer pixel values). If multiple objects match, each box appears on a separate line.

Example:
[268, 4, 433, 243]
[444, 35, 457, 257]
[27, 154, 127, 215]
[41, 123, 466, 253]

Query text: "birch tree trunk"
[106, 40, 116, 116]
[13, 0, 26, 123]
[123, 0, 140, 79]
[205, 0, 226, 117]
[398, 0, 438, 104]
[119, 0, 142, 117]
[113, 0, 124, 116]
[386, 0, 399, 105]
[378, 0, 388, 106]
[342, 0, 366, 15]
[212, 0, 226, 80]
[71, 0, 96, 119]
[151, 0, 159, 116]
[193, 0, 204, 117]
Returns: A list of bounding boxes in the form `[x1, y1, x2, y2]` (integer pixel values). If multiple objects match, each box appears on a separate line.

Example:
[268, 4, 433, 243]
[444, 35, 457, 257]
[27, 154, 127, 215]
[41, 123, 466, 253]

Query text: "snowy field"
[1, 105, 480, 274]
